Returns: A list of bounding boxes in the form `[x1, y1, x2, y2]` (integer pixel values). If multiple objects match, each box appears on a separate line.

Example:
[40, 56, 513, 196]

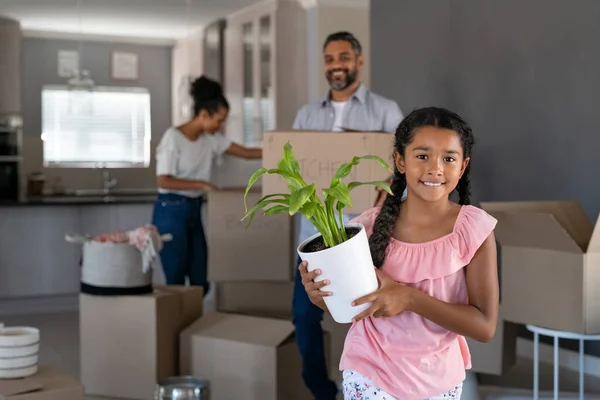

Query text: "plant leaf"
[264, 168, 304, 192]
[323, 183, 352, 208]
[330, 155, 392, 187]
[244, 167, 268, 211]
[277, 142, 302, 177]
[331, 156, 360, 185]
[348, 180, 393, 195]
[241, 194, 290, 228]
[300, 200, 321, 220]
[336, 201, 348, 242]
[263, 205, 289, 215]
[289, 183, 316, 215]
[357, 155, 393, 173]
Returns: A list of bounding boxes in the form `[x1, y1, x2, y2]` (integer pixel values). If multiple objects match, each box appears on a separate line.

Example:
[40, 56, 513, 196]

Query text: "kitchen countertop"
[0, 195, 157, 207]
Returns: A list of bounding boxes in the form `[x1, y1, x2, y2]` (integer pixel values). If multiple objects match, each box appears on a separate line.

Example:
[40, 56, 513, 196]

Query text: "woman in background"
[152, 75, 261, 296]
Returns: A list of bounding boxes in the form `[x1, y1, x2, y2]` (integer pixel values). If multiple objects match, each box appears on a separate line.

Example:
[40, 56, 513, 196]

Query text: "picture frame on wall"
[111, 51, 139, 81]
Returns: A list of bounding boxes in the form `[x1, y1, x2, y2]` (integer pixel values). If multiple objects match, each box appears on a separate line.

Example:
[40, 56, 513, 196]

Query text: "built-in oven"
[0, 161, 19, 202]
[0, 124, 19, 156]
[0, 115, 22, 202]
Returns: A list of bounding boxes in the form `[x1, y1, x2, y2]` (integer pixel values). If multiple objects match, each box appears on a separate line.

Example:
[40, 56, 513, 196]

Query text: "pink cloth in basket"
[92, 225, 158, 250]
[92, 225, 163, 273]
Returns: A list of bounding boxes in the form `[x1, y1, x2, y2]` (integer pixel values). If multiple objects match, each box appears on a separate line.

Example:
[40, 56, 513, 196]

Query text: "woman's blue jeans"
[151, 193, 209, 296]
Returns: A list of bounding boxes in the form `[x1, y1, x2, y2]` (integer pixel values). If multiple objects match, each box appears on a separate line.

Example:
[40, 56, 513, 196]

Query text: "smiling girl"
[299, 107, 499, 400]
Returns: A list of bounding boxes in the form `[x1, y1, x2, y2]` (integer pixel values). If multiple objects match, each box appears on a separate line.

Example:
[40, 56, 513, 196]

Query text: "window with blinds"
[41, 85, 151, 168]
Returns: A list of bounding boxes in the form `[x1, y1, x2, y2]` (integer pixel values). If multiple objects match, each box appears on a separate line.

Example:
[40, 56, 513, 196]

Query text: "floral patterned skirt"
[342, 370, 463, 400]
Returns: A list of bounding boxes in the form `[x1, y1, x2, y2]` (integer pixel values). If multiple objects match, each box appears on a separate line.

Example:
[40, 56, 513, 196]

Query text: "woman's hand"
[201, 182, 218, 191]
[351, 268, 414, 322]
[298, 261, 331, 311]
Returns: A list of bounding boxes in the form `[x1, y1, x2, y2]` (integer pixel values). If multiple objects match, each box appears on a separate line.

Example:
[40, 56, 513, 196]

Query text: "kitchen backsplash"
[21, 136, 159, 192]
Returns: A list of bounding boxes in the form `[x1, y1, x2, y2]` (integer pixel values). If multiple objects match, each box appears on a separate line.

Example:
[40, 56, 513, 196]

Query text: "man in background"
[292, 31, 405, 400]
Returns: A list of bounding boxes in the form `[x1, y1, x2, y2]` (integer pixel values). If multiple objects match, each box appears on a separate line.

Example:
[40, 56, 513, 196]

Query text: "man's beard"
[326, 67, 358, 91]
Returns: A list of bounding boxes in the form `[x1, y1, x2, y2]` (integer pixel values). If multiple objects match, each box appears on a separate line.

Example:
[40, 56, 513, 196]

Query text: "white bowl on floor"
[0, 354, 38, 369]
[0, 365, 38, 379]
[0, 343, 39, 358]
[0, 326, 40, 347]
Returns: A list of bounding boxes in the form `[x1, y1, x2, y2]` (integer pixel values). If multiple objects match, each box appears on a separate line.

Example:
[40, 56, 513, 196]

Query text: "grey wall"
[371, 0, 600, 359]
[371, 0, 600, 220]
[22, 38, 172, 190]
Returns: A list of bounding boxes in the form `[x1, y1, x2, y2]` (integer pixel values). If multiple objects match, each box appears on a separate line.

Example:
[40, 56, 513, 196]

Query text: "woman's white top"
[155, 127, 232, 198]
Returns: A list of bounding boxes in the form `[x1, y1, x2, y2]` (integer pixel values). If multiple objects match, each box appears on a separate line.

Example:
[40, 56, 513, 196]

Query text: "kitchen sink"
[39, 194, 156, 204]
[73, 188, 158, 196]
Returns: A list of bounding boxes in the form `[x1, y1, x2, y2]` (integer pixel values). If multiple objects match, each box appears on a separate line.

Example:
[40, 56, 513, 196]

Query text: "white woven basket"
[81, 241, 151, 289]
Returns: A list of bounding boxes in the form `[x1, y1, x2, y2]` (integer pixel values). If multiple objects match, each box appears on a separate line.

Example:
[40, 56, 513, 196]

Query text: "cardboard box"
[262, 131, 394, 214]
[80, 285, 203, 400]
[0, 366, 84, 400]
[180, 312, 325, 400]
[216, 281, 294, 319]
[480, 200, 600, 333]
[207, 188, 294, 282]
[216, 284, 349, 383]
[155, 284, 205, 331]
[466, 308, 518, 375]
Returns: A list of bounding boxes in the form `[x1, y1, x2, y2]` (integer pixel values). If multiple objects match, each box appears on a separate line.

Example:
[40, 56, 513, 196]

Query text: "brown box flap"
[480, 201, 592, 252]
[0, 380, 43, 398]
[185, 312, 294, 347]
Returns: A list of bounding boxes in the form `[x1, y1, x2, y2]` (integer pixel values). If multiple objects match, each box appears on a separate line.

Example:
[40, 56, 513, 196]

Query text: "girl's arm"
[408, 232, 499, 342]
[225, 143, 262, 159]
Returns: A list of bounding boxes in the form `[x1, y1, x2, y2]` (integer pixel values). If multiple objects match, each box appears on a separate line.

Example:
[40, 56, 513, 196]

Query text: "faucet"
[102, 170, 117, 194]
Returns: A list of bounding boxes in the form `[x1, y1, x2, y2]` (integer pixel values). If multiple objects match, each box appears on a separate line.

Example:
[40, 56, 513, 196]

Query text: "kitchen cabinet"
[0, 206, 81, 297]
[0, 17, 22, 115]
[224, 0, 308, 147]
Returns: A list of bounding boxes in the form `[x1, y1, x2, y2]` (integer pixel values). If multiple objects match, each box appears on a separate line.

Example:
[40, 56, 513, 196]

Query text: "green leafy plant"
[241, 142, 394, 249]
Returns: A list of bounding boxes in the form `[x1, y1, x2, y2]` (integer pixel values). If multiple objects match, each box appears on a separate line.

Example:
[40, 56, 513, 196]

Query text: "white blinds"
[41, 86, 151, 167]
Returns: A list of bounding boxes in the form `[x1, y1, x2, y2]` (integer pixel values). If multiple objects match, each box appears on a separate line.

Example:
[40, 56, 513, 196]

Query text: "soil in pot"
[301, 227, 361, 253]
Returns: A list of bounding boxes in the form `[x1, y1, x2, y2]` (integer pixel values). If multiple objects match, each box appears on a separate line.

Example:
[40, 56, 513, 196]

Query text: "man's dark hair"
[323, 31, 362, 56]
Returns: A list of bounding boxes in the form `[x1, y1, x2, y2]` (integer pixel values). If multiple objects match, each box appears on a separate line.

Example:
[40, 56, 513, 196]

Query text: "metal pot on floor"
[155, 376, 210, 400]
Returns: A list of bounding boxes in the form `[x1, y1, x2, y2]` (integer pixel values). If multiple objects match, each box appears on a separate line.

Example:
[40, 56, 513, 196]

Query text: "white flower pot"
[297, 222, 379, 323]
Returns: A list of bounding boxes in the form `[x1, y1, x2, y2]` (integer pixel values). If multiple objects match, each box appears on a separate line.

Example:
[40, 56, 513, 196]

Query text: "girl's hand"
[298, 261, 332, 309]
[351, 268, 414, 322]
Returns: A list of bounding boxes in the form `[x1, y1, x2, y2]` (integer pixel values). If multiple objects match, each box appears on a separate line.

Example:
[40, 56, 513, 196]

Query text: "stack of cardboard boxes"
[79, 285, 204, 399]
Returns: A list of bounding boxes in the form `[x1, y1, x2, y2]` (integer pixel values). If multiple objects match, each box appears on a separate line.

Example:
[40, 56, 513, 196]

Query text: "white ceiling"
[0, 0, 262, 42]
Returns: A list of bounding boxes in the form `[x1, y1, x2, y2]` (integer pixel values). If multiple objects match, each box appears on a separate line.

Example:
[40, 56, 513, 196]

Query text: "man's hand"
[351, 268, 414, 322]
